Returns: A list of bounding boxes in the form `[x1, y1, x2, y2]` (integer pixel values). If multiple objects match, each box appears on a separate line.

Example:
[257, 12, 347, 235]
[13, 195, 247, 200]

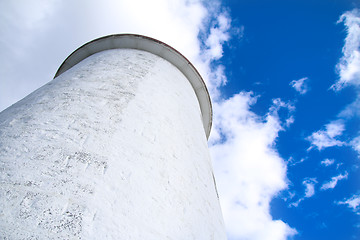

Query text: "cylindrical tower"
[0, 34, 225, 239]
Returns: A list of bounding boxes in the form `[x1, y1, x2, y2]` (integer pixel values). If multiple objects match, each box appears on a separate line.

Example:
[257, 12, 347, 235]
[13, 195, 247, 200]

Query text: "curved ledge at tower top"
[54, 34, 212, 139]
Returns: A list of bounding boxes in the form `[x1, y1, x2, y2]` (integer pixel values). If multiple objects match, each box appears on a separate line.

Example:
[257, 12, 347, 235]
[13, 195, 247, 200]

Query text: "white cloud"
[205, 13, 231, 60]
[288, 157, 306, 167]
[336, 163, 344, 169]
[350, 135, 360, 155]
[306, 120, 345, 151]
[332, 8, 360, 158]
[321, 158, 335, 167]
[210, 93, 297, 239]
[199, 10, 241, 100]
[289, 200, 301, 208]
[338, 97, 360, 119]
[337, 194, 360, 214]
[310, 9, 360, 158]
[290, 77, 309, 95]
[332, 9, 360, 90]
[268, 98, 295, 129]
[285, 116, 295, 128]
[304, 178, 317, 198]
[289, 178, 317, 207]
[320, 172, 349, 190]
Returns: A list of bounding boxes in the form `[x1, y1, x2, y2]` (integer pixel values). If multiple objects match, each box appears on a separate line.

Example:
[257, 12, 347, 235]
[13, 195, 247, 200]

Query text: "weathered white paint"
[55, 34, 213, 138]
[0, 47, 226, 239]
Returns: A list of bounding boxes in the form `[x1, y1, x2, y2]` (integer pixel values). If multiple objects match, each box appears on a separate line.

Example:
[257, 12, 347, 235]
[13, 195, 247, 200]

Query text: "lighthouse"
[0, 34, 226, 239]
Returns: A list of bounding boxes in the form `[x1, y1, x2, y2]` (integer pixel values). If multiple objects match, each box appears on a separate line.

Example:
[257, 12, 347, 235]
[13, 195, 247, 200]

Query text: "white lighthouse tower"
[0, 34, 226, 239]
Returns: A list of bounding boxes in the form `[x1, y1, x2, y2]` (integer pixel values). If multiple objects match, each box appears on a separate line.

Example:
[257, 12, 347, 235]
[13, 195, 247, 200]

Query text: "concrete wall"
[0, 49, 226, 239]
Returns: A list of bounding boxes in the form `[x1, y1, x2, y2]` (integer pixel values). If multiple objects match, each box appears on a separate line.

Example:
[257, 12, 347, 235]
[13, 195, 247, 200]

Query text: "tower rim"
[54, 34, 212, 139]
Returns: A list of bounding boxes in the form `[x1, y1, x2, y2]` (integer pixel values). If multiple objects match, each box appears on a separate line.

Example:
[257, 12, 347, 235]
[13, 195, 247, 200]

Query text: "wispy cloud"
[336, 194, 360, 214]
[269, 98, 295, 128]
[289, 178, 317, 207]
[205, 13, 231, 60]
[287, 157, 306, 167]
[321, 158, 335, 167]
[320, 172, 349, 190]
[210, 92, 297, 239]
[306, 120, 345, 151]
[304, 179, 317, 198]
[332, 9, 360, 90]
[290, 77, 310, 95]
[199, 7, 244, 100]
[333, 9, 360, 157]
[350, 136, 360, 155]
[309, 9, 360, 157]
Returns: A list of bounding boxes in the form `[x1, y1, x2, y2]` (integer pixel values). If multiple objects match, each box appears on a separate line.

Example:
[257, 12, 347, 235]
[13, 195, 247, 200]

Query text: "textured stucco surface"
[0, 49, 226, 239]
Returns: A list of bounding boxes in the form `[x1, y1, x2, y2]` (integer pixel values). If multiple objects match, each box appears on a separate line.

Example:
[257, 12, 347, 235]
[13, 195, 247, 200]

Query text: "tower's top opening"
[54, 34, 212, 138]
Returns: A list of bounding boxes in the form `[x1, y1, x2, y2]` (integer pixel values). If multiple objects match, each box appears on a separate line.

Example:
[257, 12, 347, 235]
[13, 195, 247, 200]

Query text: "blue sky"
[1, 0, 359, 239]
